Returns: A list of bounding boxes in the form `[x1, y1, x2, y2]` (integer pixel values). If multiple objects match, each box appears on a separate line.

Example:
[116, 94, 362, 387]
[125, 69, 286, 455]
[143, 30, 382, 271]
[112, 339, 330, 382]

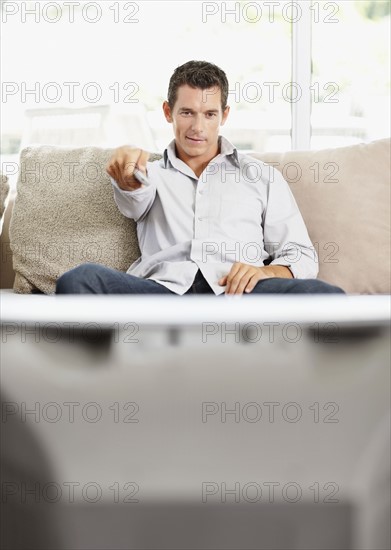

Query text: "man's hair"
[167, 60, 229, 111]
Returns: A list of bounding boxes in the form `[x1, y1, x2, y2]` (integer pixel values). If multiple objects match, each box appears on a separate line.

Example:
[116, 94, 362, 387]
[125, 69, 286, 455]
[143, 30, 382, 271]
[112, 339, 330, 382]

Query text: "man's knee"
[272, 278, 346, 294]
[56, 263, 101, 294]
[298, 279, 345, 294]
[250, 277, 345, 294]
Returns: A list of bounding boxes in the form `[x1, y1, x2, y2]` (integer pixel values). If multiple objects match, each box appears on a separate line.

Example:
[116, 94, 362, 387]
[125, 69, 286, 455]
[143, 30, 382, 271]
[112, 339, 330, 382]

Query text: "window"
[311, 0, 390, 148]
[1, 0, 390, 191]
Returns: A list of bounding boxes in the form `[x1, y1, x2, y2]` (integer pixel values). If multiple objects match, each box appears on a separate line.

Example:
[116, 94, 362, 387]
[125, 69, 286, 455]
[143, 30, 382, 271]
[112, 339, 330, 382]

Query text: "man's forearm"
[110, 177, 156, 222]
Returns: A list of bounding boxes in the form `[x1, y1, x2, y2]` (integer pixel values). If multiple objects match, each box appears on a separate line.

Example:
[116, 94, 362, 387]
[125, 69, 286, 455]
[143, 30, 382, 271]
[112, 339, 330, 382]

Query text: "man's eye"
[207, 113, 217, 118]
[182, 111, 191, 116]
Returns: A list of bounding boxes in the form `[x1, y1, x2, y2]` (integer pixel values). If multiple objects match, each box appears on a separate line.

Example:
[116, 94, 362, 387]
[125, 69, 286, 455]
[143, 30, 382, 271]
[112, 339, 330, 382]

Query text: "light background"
[1, 0, 390, 185]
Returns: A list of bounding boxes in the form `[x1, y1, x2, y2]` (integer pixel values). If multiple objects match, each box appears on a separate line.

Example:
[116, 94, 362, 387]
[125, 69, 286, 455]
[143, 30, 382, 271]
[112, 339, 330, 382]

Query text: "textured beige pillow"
[9, 146, 142, 294]
[250, 138, 391, 294]
[0, 173, 10, 233]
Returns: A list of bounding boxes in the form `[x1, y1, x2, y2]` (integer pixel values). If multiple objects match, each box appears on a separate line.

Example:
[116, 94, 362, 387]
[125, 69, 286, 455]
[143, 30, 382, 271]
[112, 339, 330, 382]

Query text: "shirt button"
[198, 216, 204, 221]
[198, 189, 205, 194]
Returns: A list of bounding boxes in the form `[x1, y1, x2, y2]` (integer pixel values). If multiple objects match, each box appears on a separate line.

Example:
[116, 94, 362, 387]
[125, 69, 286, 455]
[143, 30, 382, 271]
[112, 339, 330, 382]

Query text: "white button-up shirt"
[110, 136, 318, 295]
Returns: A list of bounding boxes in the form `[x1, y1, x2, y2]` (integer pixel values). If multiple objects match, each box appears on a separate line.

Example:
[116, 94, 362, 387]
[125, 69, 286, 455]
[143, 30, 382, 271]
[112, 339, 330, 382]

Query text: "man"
[56, 61, 344, 296]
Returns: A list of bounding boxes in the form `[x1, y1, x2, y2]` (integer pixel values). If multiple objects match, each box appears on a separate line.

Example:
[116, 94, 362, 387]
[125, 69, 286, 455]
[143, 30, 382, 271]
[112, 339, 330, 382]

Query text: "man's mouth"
[186, 136, 206, 143]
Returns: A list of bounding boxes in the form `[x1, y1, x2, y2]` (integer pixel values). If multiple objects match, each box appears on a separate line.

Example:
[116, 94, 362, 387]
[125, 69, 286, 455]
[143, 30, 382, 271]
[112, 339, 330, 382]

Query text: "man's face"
[163, 84, 230, 166]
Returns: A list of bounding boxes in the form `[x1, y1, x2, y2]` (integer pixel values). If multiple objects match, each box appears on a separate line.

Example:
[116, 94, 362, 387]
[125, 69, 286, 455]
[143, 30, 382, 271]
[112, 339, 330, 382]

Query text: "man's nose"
[191, 115, 205, 133]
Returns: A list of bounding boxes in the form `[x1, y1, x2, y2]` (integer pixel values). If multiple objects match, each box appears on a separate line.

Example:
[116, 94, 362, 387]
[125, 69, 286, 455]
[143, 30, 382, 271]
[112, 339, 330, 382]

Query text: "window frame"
[291, 0, 312, 150]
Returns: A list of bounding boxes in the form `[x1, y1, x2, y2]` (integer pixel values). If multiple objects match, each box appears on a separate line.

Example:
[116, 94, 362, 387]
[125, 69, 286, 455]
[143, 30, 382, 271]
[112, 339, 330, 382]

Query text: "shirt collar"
[163, 135, 240, 170]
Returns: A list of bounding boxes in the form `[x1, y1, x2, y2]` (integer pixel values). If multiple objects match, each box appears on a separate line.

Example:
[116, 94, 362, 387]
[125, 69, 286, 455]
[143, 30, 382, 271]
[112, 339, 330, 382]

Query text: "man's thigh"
[249, 277, 345, 294]
[55, 263, 175, 295]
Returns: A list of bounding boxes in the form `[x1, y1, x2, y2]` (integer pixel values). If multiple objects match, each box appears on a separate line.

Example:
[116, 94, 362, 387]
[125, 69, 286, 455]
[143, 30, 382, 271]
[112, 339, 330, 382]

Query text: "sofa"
[0, 138, 390, 296]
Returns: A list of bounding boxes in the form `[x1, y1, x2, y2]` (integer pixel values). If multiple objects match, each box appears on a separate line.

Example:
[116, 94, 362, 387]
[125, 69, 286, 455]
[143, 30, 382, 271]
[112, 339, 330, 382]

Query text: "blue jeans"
[55, 263, 345, 295]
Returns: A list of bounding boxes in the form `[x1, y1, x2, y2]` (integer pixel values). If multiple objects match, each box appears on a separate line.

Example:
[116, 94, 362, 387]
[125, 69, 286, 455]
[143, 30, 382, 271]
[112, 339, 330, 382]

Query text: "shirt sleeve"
[262, 167, 318, 279]
[110, 176, 156, 223]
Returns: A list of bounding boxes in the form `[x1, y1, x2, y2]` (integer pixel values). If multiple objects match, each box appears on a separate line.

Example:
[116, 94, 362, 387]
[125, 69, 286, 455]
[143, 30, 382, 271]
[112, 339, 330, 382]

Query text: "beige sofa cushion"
[251, 138, 390, 294]
[9, 146, 141, 294]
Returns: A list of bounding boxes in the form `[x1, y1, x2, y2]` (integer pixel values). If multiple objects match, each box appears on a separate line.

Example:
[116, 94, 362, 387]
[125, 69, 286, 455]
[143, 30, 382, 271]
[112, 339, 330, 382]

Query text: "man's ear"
[221, 105, 230, 126]
[163, 101, 172, 123]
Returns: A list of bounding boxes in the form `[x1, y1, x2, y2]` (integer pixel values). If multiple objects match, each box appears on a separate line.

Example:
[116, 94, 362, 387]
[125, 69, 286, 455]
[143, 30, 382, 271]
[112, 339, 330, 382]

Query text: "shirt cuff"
[269, 257, 319, 279]
[109, 176, 150, 197]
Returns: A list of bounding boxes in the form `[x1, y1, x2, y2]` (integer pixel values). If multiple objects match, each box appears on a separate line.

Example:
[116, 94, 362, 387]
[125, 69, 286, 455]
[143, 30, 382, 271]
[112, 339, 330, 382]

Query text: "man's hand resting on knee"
[106, 146, 150, 191]
[219, 262, 293, 295]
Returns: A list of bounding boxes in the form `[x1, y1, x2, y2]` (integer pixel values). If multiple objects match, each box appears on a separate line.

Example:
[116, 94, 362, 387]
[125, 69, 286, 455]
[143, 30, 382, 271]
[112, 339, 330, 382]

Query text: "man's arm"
[106, 146, 156, 222]
[218, 164, 317, 295]
[262, 166, 318, 279]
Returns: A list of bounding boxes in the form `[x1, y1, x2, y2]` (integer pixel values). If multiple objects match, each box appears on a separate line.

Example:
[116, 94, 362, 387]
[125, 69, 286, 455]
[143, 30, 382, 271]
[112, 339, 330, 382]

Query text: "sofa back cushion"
[9, 146, 141, 294]
[252, 138, 390, 294]
[8, 139, 390, 294]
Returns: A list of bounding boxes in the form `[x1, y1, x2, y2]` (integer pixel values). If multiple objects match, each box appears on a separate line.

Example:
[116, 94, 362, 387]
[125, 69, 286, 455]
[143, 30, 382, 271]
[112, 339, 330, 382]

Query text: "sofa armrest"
[0, 191, 16, 290]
